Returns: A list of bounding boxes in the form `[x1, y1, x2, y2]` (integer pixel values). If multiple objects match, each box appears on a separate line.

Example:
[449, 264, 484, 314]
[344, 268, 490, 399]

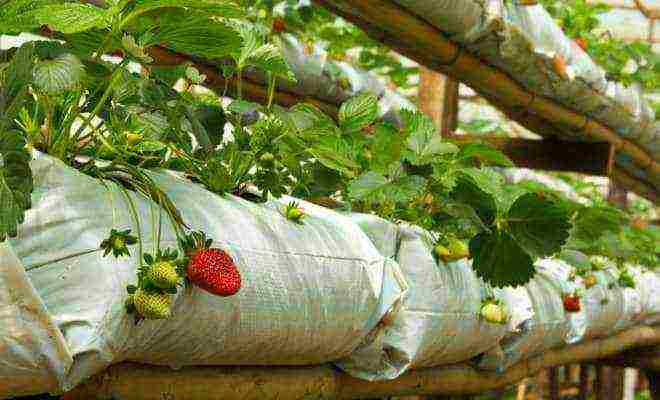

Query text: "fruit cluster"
[105, 230, 242, 322]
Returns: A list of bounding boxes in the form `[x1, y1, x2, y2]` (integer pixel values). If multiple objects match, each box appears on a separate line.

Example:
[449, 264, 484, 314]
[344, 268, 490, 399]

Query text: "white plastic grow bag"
[2, 152, 406, 395]
[339, 217, 522, 380]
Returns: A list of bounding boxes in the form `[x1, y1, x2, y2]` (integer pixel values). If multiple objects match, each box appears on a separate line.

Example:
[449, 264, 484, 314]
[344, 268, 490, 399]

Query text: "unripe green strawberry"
[126, 132, 143, 146]
[434, 244, 451, 263]
[147, 261, 180, 290]
[480, 303, 507, 324]
[133, 289, 172, 320]
[448, 238, 470, 261]
[260, 152, 275, 167]
[285, 202, 305, 222]
[583, 275, 598, 289]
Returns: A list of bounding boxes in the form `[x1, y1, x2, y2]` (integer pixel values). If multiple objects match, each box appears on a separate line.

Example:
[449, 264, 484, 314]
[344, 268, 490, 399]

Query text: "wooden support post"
[549, 367, 560, 400]
[418, 67, 459, 136]
[579, 364, 590, 400]
[596, 366, 626, 400]
[608, 181, 629, 209]
[646, 370, 660, 400]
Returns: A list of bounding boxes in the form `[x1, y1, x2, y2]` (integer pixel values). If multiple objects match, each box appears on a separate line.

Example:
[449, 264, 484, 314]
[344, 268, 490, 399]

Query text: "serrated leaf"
[459, 142, 514, 167]
[130, 0, 243, 18]
[450, 170, 498, 226]
[156, 15, 243, 60]
[572, 205, 626, 243]
[349, 170, 426, 204]
[338, 92, 378, 133]
[506, 193, 571, 258]
[227, 99, 262, 115]
[32, 3, 109, 34]
[287, 103, 337, 132]
[559, 249, 592, 271]
[33, 53, 85, 94]
[443, 201, 490, 233]
[470, 230, 535, 288]
[403, 110, 457, 165]
[231, 22, 295, 81]
[0, 130, 32, 242]
[308, 146, 358, 177]
[370, 122, 403, 173]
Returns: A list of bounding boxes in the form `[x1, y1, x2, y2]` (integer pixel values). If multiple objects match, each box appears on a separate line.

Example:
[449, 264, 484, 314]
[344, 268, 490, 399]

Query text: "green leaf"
[130, 0, 243, 19]
[0, 0, 60, 34]
[0, 130, 32, 242]
[459, 142, 514, 167]
[370, 122, 403, 173]
[349, 167, 426, 204]
[450, 170, 498, 226]
[231, 22, 295, 81]
[443, 201, 490, 233]
[308, 145, 359, 177]
[156, 15, 243, 60]
[571, 205, 626, 243]
[470, 230, 535, 288]
[402, 111, 457, 165]
[32, 3, 109, 34]
[33, 53, 85, 94]
[505, 193, 571, 258]
[338, 92, 378, 133]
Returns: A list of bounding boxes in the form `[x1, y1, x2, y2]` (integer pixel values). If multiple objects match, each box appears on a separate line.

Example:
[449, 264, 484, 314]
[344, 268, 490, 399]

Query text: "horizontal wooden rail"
[312, 0, 659, 201]
[452, 135, 614, 176]
[65, 325, 660, 400]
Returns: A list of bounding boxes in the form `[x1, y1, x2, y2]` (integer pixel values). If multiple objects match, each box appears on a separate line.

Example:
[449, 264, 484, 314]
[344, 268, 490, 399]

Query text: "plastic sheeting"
[2, 152, 405, 395]
[339, 216, 515, 380]
[0, 243, 72, 399]
[1, 154, 659, 397]
[389, 0, 660, 191]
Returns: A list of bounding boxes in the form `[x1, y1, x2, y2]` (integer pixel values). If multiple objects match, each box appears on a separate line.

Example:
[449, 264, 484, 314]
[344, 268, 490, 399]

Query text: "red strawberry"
[574, 37, 588, 51]
[563, 293, 581, 313]
[182, 232, 241, 297]
[272, 18, 286, 33]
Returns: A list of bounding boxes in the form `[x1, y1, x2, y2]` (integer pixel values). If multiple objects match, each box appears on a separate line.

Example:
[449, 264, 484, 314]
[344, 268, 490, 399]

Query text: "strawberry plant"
[0, 0, 653, 312]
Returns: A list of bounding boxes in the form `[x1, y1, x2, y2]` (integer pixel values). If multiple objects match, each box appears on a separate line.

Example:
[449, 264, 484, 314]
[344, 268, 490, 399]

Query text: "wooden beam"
[450, 135, 614, 176]
[65, 325, 660, 400]
[312, 0, 660, 198]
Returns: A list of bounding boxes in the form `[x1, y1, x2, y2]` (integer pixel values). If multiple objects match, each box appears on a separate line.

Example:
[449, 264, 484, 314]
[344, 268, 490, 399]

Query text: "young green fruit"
[285, 202, 305, 222]
[148, 261, 181, 289]
[434, 244, 451, 262]
[480, 303, 507, 324]
[126, 132, 143, 146]
[583, 275, 598, 289]
[448, 238, 470, 261]
[133, 289, 172, 320]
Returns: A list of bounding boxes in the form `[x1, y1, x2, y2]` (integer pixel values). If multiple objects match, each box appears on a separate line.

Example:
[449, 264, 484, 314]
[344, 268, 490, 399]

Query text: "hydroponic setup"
[0, 0, 658, 399]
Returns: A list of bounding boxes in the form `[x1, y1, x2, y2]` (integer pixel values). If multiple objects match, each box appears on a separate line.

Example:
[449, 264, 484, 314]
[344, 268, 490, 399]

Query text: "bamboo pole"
[312, 0, 659, 198]
[65, 325, 660, 400]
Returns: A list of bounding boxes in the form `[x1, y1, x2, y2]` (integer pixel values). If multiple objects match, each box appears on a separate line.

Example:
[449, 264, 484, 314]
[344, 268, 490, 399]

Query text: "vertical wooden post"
[418, 67, 459, 136]
[645, 370, 659, 400]
[549, 367, 560, 400]
[608, 181, 629, 208]
[597, 366, 626, 400]
[579, 364, 590, 400]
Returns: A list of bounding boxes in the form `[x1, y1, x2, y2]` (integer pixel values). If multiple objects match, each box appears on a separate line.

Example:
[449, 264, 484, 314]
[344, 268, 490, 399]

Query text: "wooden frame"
[65, 326, 660, 400]
[312, 0, 659, 201]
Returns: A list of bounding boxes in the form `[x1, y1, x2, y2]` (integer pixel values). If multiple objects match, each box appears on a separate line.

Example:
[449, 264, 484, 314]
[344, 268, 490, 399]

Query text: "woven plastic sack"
[339, 220, 511, 380]
[478, 259, 581, 371]
[0, 243, 72, 399]
[5, 152, 405, 393]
